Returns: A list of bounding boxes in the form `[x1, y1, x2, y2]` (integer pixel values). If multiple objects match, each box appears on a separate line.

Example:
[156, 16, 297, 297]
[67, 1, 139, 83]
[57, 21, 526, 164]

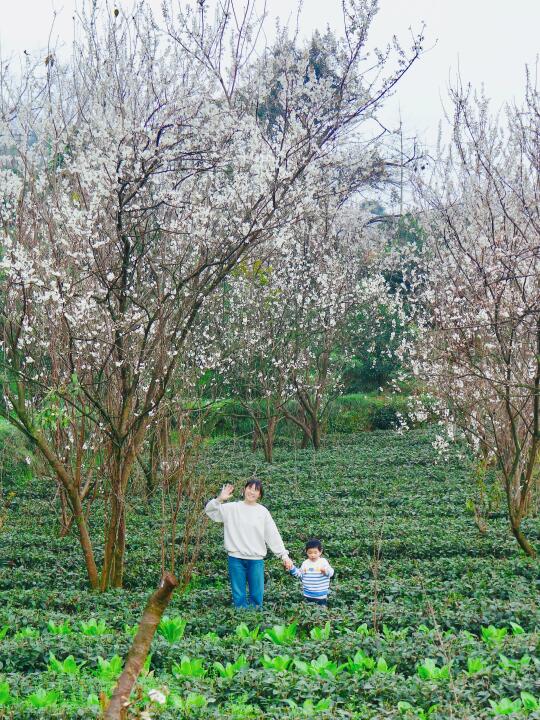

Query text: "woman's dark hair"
[244, 479, 264, 500]
[305, 538, 322, 552]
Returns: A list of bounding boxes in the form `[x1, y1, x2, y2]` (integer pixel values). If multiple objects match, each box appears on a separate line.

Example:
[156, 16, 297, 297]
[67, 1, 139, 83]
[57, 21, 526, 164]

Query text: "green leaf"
[0, 682, 13, 707]
[80, 618, 108, 636]
[466, 656, 487, 674]
[489, 697, 522, 715]
[355, 623, 370, 636]
[398, 701, 415, 714]
[157, 616, 187, 643]
[261, 654, 292, 671]
[376, 656, 397, 674]
[96, 654, 123, 681]
[47, 620, 71, 635]
[520, 691, 539, 712]
[172, 655, 207, 678]
[235, 622, 259, 641]
[481, 625, 507, 646]
[263, 621, 298, 645]
[47, 652, 84, 675]
[310, 621, 331, 640]
[26, 689, 60, 708]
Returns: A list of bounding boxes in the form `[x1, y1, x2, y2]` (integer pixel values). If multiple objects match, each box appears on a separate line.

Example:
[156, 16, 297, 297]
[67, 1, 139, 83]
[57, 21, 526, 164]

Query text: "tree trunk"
[262, 418, 277, 463]
[101, 434, 144, 591]
[311, 417, 321, 450]
[101, 491, 126, 590]
[300, 429, 311, 449]
[58, 485, 70, 537]
[67, 486, 100, 590]
[251, 426, 259, 452]
[510, 516, 536, 557]
[104, 572, 179, 720]
[505, 470, 537, 557]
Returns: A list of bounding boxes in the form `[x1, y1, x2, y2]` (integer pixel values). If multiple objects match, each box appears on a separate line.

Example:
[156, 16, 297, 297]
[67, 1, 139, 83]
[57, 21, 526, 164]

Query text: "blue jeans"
[227, 555, 264, 608]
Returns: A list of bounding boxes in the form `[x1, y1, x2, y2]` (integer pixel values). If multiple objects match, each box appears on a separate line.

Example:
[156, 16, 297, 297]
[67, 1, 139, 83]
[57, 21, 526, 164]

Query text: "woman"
[205, 479, 290, 608]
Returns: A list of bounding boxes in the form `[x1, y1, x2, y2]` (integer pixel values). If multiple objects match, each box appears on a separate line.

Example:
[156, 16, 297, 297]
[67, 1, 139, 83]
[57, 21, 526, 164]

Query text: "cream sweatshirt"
[205, 498, 289, 560]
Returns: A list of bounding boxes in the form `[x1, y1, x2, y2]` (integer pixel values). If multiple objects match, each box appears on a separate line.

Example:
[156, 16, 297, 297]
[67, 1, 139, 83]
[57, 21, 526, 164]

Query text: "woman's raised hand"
[218, 483, 235, 502]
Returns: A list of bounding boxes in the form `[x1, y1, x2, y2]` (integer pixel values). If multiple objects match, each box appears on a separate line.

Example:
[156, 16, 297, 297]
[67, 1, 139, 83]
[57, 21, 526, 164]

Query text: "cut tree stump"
[104, 572, 179, 719]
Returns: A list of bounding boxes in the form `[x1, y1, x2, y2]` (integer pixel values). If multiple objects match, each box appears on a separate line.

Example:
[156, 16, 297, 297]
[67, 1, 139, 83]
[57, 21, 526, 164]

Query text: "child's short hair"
[244, 479, 264, 499]
[305, 538, 322, 552]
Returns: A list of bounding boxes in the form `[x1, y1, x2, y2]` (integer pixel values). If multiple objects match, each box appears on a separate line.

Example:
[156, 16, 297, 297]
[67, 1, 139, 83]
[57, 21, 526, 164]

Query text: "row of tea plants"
[1, 429, 540, 717]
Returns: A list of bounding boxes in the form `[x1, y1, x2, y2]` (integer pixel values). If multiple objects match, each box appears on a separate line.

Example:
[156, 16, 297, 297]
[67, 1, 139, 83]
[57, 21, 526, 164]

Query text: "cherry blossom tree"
[209, 205, 399, 457]
[408, 76, 540, 556]
[0, 0, 423, 588]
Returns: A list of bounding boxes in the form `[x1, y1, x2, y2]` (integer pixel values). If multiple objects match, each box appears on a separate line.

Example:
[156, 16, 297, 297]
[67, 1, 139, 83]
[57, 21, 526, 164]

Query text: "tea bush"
[1, 429, 539, 718]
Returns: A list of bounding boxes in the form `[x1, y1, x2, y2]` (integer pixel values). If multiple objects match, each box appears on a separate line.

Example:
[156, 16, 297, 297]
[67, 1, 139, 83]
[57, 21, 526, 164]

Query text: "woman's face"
[243, 483, 261, 503]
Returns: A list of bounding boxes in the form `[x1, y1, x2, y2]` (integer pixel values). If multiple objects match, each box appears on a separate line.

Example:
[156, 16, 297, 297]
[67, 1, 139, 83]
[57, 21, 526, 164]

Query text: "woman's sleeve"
[205, 498, 226, 523]
[264, 511, 289, 559]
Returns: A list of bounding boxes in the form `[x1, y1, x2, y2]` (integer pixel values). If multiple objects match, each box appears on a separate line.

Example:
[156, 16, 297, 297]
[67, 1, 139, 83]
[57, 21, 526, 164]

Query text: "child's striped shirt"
[289, 558, 334, 599]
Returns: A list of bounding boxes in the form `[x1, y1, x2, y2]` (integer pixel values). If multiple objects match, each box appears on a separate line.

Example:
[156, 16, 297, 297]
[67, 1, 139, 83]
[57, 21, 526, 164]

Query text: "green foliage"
[466, 656, 488, 674]
[293, 653, 347, 679]
[168, 691, 208, 714]
[382, 623, 409, 641]
[368, 402, 400, 430]
[0, 417, 33, 488]
[346, 649, 376, 675]
[498, 653, 531, 671]
[260, 653, 293, 671]
[220, 692, 261, 718]
[14, 626, 39, 639]
[520, 692, 540, 712]
[3, 428, 540, 718]
[47, 619, 72, 635]
[0, 682, 13, 707]
[397, 701, 438, 719]
[489, 697, 522, 715]
[327, 392, 415, 433]
[157, 615, 187, 643]
[262, 621, 298, 645]
[47, 652, 85, 675]
[213, 654, 249, 678]
[80, 618, 109, 636]
[235, 622, 260, 641]
[509, 621, 524, 635]
[309, 621, 331, 641]
[124, 623, 138, 637]
[171, 655, 207, 678]
[95, 654, 123, 681]
[481, 625, 508, 646]
[25, 688, 60, 708]
[416, 657, 451, 681]
[374, 656, 397, 674]
[285, 697, 333, 716]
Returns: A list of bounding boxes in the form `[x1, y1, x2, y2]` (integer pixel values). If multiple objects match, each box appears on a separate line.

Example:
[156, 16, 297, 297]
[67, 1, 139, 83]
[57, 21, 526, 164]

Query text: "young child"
[286, 538, 334, 606]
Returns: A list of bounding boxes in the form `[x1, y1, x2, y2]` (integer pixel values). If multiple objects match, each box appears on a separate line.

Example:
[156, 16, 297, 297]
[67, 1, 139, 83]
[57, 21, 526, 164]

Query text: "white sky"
[1, 0, 538, 149]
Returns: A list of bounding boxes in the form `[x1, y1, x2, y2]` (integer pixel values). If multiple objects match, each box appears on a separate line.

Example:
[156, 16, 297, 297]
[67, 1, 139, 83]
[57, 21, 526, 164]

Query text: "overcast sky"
[1, 0, 538, 149]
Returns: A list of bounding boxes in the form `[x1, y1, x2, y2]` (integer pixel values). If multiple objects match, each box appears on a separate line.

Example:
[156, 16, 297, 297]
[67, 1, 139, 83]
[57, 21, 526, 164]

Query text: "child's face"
[306, 547, 322, 562]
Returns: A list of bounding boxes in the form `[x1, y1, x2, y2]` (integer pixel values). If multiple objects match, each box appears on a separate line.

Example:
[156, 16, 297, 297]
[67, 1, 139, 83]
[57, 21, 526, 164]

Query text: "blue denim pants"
[227, 555, 264, 608]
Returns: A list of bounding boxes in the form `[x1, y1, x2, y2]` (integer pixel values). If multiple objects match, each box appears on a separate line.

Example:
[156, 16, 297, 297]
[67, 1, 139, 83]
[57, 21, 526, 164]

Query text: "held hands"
[218, 483, 234, 502]
[283, 557, 294, 571]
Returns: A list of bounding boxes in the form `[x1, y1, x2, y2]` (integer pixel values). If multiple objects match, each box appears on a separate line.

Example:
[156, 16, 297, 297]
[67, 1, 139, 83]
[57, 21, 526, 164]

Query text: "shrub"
[368, 402, 399, 430]
[0, 418, 33, 488]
